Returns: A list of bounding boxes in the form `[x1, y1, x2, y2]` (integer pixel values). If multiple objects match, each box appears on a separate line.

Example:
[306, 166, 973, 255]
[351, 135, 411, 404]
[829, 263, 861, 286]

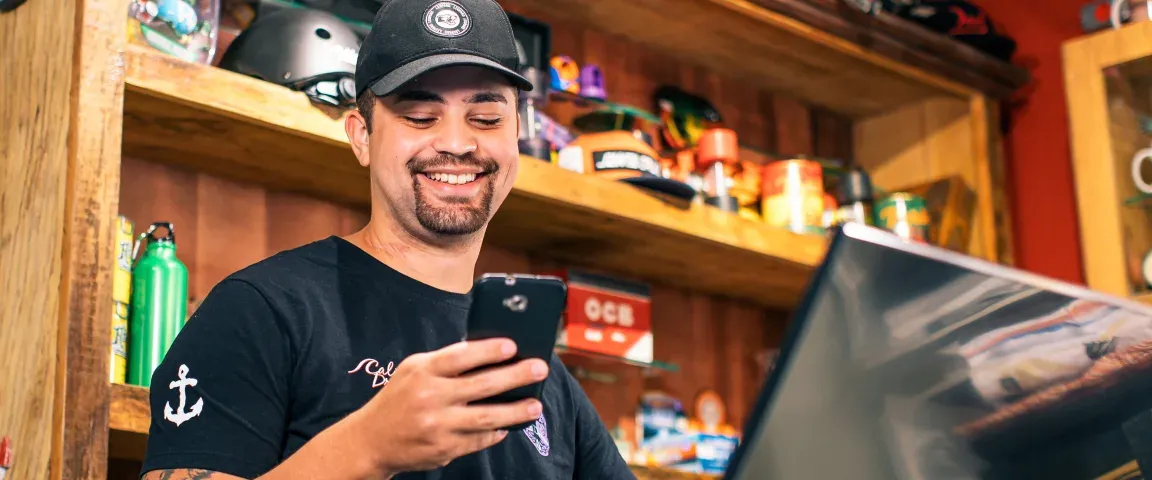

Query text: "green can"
[127, 222, 189, 387]
[875, 193, 930, 242]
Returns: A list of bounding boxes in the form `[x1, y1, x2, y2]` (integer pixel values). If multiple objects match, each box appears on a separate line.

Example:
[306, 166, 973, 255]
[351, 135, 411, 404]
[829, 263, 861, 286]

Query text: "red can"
[761, 158, 825, 234]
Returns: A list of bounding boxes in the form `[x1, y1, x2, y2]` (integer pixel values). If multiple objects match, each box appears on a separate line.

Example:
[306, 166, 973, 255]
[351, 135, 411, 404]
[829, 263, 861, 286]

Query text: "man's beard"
[408, 153, 499, 236]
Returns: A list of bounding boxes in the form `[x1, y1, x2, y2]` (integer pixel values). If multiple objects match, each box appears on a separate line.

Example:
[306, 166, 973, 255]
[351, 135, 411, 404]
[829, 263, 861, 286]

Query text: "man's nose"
[432, 118, 477, 157]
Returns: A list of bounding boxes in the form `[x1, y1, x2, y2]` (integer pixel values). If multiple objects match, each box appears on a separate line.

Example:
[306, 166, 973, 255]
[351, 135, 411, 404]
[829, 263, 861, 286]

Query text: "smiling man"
[138, 0, 634, 479]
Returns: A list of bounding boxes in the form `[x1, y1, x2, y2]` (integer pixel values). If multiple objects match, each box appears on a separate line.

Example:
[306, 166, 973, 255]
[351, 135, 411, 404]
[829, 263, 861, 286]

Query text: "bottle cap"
[696, 128, 738, 168]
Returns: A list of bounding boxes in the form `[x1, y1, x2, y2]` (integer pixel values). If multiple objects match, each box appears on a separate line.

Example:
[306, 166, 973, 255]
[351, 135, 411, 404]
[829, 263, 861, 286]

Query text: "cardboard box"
[899, 175, 977, 253]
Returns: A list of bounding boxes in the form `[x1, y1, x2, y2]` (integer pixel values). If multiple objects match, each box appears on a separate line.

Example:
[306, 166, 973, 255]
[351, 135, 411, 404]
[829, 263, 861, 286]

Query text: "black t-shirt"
[140, 236, 634, 479]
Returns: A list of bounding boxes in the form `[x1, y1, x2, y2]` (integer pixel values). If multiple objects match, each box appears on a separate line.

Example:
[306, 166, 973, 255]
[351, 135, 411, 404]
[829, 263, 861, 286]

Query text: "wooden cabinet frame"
[1065, 21, 1152, 299]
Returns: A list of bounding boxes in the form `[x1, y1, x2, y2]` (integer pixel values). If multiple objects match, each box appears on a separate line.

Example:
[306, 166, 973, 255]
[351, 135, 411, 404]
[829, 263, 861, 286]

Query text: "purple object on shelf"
[579, 64, 606, 100]
[535, 110, 574, 149]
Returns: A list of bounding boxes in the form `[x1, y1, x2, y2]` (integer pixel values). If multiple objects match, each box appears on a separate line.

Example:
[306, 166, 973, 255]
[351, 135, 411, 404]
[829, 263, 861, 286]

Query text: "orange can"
[761, 158, 825, 234]
[821, 193, 839, 229]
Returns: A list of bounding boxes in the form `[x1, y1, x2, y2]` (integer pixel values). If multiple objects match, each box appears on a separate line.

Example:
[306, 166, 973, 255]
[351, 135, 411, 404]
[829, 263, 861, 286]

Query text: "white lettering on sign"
[592, 150, 661, 177]
[583, 297, 635, 327]
[584, 329, 604, 342]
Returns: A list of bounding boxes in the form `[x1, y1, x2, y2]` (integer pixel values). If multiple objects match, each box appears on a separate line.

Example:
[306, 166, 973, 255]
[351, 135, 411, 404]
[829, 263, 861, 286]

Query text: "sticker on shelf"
[1143, 250, 1152, 288]
[1132, 147, 1152, 194]
[0, 435, 13, 480]
[557, 146, 584, 174]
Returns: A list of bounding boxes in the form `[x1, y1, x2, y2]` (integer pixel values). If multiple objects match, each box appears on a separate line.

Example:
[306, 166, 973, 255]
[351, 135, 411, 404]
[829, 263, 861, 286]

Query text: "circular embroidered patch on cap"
[423, 1, 471, 38]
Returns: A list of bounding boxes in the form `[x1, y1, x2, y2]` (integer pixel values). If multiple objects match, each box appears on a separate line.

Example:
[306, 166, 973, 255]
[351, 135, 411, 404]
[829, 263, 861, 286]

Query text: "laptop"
[722, 222, 1152, 480]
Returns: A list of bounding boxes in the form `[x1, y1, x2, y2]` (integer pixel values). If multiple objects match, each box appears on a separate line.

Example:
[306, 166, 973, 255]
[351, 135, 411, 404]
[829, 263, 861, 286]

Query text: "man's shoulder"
[183, 238, 343, 348]
[196, 237, 341, 324]
[223, 236, 340, 295]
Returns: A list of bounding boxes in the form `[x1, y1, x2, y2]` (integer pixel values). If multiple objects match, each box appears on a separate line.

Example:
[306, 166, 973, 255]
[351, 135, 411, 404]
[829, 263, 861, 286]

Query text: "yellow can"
[113, 215, 134, 304]
[760, 159, 825, 234]
[110, 301, 130, 384]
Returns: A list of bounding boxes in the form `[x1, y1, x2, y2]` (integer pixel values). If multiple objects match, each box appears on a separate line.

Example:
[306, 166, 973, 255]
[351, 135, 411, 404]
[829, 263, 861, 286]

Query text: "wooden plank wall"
[112, 7, 854, 475]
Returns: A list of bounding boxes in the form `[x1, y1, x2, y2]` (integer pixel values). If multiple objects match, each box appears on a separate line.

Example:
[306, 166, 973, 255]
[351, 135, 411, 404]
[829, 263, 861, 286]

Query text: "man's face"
[355, 66, 519, 241]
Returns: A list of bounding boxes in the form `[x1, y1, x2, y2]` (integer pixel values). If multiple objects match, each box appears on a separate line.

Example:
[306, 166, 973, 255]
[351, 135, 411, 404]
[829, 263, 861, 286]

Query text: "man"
[139, 0, 635, 478]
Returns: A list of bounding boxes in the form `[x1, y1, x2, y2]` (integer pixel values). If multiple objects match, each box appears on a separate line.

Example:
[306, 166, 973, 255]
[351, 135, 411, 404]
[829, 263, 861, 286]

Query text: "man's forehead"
[395, 66, 514, 94]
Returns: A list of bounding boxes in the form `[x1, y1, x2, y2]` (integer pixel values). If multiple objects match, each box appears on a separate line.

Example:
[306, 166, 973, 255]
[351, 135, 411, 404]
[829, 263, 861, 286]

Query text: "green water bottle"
[127, 222, 189, 387]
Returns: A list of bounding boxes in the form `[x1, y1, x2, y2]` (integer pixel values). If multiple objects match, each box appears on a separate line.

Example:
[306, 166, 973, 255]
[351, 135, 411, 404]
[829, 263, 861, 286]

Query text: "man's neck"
[344, 218, 483, 294]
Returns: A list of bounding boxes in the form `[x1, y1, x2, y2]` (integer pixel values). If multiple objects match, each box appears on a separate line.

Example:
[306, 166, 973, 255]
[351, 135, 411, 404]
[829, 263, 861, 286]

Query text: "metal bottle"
[127, 222, 189, 387]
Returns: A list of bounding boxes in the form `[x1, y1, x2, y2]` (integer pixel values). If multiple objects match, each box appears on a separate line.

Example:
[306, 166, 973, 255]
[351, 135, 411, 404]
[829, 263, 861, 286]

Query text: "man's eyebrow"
[392, 90, 446, 104]
[465, 91, 508, 104]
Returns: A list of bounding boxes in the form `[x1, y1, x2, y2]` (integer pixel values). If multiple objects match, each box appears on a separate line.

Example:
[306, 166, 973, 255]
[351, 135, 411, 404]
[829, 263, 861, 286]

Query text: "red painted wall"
[979, 0, 1088, 284]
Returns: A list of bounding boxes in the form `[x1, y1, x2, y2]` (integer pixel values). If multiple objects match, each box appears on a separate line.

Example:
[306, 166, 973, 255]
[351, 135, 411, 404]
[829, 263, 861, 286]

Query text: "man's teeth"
[426, 172, 478, 185]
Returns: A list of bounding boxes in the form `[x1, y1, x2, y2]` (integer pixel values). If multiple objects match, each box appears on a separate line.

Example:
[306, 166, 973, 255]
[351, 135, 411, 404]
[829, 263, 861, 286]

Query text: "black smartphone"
[465, 273, 567, 429]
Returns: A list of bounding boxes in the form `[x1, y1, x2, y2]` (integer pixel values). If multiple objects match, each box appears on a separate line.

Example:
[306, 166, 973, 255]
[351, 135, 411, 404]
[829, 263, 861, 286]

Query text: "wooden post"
[57, 0, 128, 477]
[0, 0, 125, 477]
[971, 94, 1016, 266]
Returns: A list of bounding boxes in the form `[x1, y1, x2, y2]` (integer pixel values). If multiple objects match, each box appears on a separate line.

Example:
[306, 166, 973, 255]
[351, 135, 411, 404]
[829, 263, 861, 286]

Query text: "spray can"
[111, 215, 134, 384]
[127, 222, 189, 387]
[876, 193, 930, 242]
[836, 165, 875, 227]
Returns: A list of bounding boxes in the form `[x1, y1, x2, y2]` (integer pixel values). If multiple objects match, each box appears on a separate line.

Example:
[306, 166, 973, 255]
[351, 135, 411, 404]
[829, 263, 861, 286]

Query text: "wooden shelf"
[108, 383, 718, 479]
[505, 0, 1025, 118]
[121, 44, 827, 308]
[110, 383, 150, 435]
[632, 465, 723, 480]
[744, 0, 1029, 99]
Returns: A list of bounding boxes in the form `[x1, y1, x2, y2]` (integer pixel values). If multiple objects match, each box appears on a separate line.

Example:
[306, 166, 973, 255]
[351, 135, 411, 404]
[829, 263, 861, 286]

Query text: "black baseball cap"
[355, 0, 533, 98]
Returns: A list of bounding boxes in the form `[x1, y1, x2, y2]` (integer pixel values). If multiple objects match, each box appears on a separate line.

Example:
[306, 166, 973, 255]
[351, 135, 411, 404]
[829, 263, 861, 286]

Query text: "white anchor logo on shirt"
[164, 364, 204, 427]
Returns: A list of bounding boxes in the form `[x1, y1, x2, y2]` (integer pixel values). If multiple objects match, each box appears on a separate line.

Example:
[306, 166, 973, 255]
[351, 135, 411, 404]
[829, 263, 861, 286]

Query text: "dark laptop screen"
[725, 224, 1152, 480]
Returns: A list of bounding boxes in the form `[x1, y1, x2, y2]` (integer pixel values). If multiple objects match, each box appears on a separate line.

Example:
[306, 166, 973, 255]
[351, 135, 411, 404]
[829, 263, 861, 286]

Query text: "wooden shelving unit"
[2, 0, 1025, 478]
[506, 0, 1026, 118]
[120, 44, 827, 308]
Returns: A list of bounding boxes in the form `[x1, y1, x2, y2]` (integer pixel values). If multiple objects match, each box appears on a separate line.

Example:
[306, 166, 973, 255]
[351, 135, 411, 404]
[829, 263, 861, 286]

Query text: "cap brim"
[367, 53, 534, 97]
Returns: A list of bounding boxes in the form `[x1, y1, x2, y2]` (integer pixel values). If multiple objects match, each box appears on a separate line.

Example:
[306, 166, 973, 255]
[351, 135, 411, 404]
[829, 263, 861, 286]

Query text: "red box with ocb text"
[545, 269, 653, 363]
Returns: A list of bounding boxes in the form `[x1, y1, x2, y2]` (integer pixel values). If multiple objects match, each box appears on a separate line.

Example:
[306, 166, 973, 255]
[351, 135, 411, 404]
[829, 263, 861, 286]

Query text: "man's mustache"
[407, 154, 499, 175]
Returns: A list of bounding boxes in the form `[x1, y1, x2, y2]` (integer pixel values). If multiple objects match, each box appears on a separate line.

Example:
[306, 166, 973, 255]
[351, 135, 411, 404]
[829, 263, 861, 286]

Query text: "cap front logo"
[423, 1, 471, 38]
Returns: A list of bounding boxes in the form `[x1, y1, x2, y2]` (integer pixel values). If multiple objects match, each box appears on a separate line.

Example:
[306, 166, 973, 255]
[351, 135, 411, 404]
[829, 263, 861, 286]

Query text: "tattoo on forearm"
[149, 469, 235, 480]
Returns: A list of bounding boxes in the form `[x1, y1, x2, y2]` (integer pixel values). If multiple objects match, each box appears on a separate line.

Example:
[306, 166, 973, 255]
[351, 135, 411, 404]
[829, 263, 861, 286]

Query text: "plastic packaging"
[128, 0, 221, 64]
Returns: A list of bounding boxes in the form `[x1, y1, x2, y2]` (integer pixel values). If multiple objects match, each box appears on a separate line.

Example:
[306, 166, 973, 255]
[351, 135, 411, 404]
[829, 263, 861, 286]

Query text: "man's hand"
[352, 338, 549, 475]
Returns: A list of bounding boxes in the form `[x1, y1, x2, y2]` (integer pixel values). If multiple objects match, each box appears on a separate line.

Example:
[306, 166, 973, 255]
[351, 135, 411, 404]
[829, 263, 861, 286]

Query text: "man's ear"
[345, 111, 371, 168]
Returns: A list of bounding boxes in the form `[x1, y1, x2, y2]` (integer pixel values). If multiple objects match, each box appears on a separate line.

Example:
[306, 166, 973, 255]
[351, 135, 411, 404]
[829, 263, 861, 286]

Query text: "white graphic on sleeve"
[163, 364, 204, 427]
[348, 358, 397, 388]
[523, 413, 550, 457]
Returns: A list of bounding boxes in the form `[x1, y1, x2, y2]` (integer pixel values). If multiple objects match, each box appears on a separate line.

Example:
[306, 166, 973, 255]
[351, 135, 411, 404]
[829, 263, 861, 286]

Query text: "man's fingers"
[455, 429, 510, 458]
[449, 398, 544, 433]
[451, 358, 548, 403]
[427, 338, 517, 376]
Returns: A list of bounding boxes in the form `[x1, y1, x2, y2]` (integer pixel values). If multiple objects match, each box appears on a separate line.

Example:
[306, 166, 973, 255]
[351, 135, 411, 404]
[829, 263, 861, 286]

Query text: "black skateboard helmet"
[219, 7, 361, 107]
